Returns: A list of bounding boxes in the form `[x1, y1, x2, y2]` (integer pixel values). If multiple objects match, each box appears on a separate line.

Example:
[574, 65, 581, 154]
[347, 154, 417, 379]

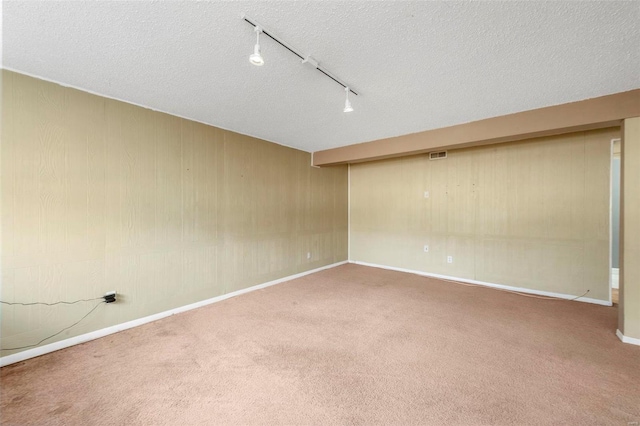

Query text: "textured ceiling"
[3, 1, 639, 152]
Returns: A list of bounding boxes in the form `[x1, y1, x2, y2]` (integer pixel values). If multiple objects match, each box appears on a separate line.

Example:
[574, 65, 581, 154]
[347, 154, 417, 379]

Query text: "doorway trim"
[610, 138, 621, 303]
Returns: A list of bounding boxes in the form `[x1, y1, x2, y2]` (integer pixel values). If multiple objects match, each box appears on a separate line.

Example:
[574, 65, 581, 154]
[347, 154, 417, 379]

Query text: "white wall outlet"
[423, 245, 429, 252]
[424, 191, 430, 199]
[447, 256, 453, 264]
[307, 252, 311, 259]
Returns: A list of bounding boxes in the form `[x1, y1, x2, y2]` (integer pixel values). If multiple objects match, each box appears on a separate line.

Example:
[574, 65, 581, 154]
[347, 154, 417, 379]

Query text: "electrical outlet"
[104, 291, 117, 303]
[307, 252, 311, 259]
[423, 245, 429, 252]
[424, 191, 430, 199]
[447, 256, 453, 264]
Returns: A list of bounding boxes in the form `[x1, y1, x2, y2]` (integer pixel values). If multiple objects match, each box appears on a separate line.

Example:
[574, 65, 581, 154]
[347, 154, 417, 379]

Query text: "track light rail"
[242, 14, 359, 96]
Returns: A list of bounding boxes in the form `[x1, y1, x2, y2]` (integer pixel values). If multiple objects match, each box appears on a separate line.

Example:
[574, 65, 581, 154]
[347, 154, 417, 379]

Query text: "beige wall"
[314, 89, 639, 166]
[0, 70, 348, 355]
[620, 117, 640, 339]
[350, 128, 618, 302]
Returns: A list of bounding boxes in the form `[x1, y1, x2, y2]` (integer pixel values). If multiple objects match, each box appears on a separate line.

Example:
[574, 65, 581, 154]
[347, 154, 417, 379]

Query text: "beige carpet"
[1, 264, 639, 425]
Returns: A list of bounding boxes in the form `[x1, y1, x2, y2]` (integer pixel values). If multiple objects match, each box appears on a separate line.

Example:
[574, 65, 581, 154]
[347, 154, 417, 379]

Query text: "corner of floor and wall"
[343, 119, 640, 347]
[0, 69, 349, 366]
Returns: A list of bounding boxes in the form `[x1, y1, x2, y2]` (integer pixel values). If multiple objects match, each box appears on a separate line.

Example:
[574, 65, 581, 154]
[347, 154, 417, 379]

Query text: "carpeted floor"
[1, 264, 639, 425]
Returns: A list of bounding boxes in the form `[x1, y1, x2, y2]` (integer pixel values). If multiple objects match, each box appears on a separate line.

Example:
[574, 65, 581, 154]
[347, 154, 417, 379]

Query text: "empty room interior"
[1, 1, 640, 425]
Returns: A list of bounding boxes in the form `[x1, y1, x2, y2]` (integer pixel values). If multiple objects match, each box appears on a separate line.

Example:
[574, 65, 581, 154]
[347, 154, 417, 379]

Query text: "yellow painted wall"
[350, 128, 618, 302]
[0, 70, 348, 355]
[620, 117, 640, 339]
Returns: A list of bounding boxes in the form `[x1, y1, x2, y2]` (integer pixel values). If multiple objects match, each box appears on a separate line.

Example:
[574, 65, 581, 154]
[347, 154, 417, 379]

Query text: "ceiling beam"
[312, 89, 640, 166]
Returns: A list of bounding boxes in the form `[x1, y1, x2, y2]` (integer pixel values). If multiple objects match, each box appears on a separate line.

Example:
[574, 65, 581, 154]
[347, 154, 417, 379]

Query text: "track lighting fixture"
[242, 14, 359, 111]
[249, 26, 264, 66]
[343, 86, 353, 113]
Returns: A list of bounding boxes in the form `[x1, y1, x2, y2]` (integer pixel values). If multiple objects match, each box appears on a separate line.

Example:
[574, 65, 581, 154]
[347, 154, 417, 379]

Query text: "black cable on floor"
[1, 301, 106, 351]
[0, 297, 102, 306]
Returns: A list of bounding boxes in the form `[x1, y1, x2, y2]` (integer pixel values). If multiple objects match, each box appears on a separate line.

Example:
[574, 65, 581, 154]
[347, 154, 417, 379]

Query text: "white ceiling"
[3, 1, 639, 152]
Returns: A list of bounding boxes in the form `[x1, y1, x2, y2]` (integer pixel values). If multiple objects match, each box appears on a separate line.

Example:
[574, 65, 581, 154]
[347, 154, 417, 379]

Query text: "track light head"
[343, 86, 353, 113]
[249, 26, 264, 66]
[250, 44, 264, 66]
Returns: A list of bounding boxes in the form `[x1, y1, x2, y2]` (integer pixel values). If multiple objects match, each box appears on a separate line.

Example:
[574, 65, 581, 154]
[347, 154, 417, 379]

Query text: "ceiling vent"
[429, 151, 447, 160]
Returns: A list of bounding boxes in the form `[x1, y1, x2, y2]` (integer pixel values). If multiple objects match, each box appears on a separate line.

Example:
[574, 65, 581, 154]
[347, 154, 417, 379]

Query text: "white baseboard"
[612, 268, 619, 289]
[617, 329, 640, 346]
[350, 260, 612, 306]
[0, 261, 348, 368]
